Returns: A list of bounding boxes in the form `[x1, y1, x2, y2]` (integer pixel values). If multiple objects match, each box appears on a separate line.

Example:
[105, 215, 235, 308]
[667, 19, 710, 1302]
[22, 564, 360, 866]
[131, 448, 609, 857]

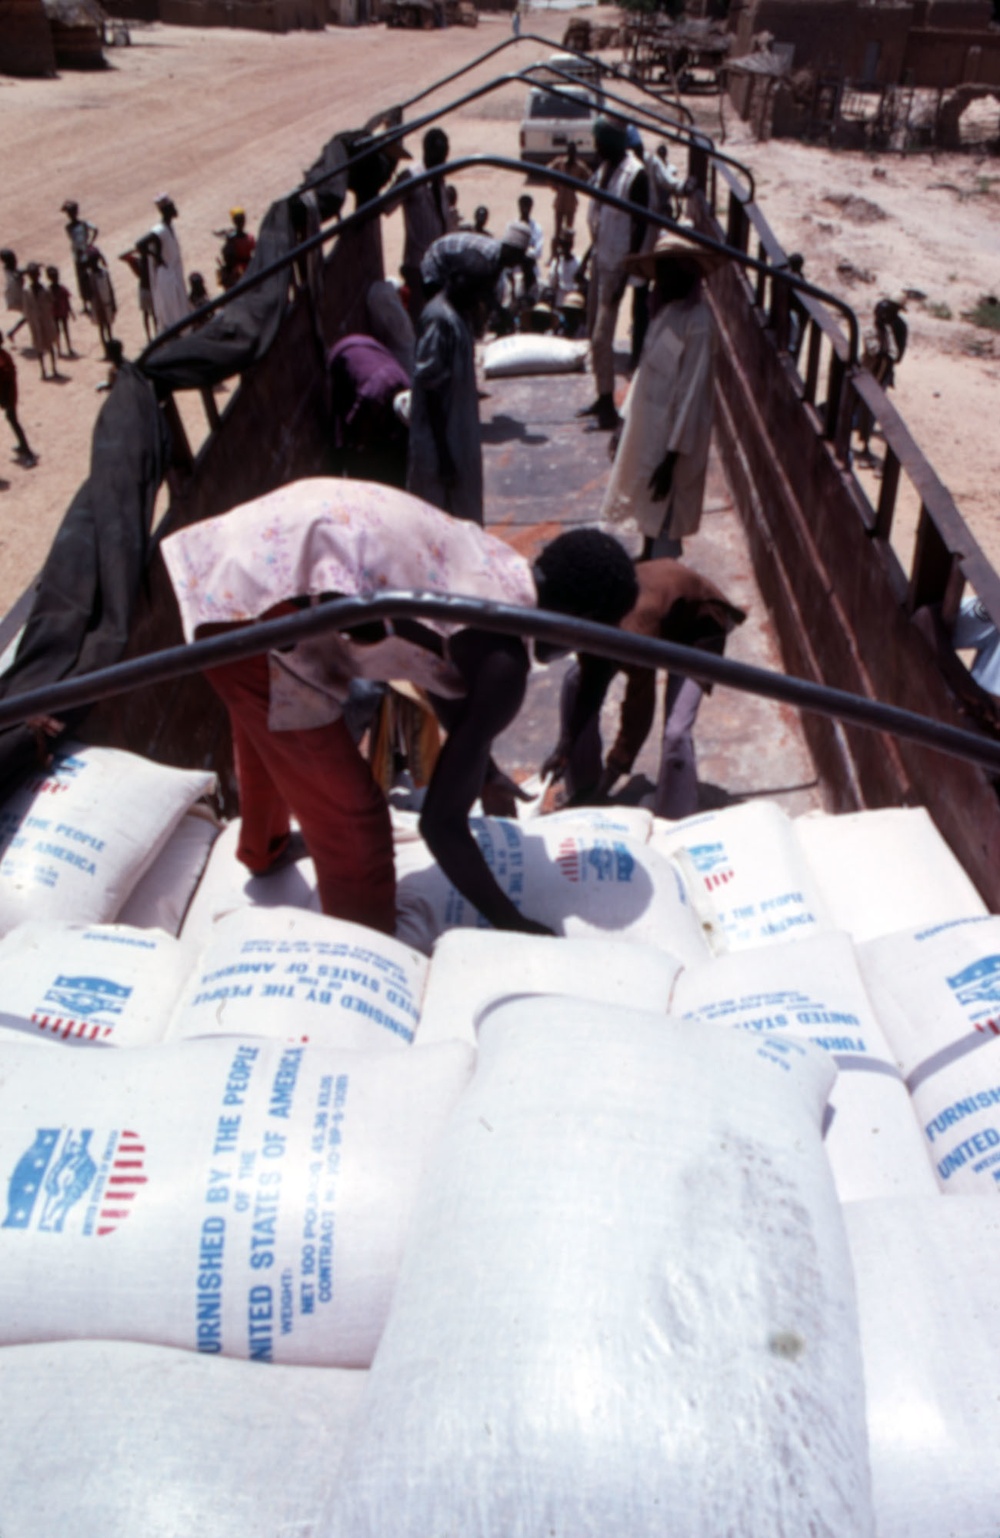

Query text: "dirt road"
[0, 13, 567, 613]
[2, 11, 998, 615]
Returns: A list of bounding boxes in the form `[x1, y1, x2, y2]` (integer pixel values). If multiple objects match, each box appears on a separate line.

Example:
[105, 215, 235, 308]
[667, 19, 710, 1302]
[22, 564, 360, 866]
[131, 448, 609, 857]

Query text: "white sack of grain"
[651, 799, 832, 954]
[394, 814, 705, 960]
[0, 1338, 367, 1538]
[0, 921, 195, 1049]
[795, 807, 986, 944]
[0, 746, 215, 936]
[673, 931, 936, 1202]
[482, 335, 589, 377]
[168, 906, 427, 1049]
[858, 915, 1000, 1193]
[321, 1000, 874, 1538]
[845, 1196, 1000, 1538]
[415, 928, 680, 1046]
[118, 808, 221, 935]
[180, 818, 321, 946]
[0, 1036, 473, 1365]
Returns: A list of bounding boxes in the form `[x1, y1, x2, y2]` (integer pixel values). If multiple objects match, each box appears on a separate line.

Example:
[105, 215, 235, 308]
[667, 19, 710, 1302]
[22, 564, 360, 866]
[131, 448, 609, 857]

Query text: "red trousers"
[206, 650, 396, 936]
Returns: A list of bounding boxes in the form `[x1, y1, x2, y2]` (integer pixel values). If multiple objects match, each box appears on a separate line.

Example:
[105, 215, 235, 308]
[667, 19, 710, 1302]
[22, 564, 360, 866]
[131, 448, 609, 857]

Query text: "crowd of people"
[1, 108, 907, 939]
[155, 110, 764, 937]
[1, 193, 256, 471]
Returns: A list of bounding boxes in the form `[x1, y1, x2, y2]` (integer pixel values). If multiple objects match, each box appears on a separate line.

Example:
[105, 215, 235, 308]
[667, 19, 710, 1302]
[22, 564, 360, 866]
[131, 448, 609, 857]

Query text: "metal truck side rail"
[2, 593, 999, 778]
[703, 155, 1000, 628]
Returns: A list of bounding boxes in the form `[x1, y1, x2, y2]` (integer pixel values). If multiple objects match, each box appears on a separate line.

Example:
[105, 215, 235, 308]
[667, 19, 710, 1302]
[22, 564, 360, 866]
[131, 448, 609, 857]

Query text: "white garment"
[547, 253, 580, 307]
[525, 216, 545, 265]
[641, 152, 682, 255]
[601, 292, 716, 540]
[150, 220, 190, 333]
[587, 151, 645, 283]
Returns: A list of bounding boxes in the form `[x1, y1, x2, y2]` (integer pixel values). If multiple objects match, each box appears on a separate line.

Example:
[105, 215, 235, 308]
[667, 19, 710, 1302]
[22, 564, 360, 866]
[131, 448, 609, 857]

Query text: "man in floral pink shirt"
[163, 478, 637, 935]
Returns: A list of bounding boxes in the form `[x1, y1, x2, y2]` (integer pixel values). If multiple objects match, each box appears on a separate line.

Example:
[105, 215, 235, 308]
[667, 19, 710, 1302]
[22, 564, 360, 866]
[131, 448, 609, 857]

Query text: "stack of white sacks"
[0, 745, 998, 1536]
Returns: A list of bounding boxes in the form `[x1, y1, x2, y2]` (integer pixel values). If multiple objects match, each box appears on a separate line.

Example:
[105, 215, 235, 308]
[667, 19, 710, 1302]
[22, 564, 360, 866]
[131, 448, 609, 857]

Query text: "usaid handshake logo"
[31, 974, 133, 1043]
[947, 954, 1000, 1037]
[3, 1127, 147, 1237]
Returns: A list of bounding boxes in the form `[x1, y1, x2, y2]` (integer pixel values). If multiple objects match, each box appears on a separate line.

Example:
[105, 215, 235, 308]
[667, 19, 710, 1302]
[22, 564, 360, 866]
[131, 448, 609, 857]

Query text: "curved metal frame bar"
[2, 592, 998, 775]
[139, 155, 858, 366]
[517, 61, 754, 201]
[391, 29, 696, 127]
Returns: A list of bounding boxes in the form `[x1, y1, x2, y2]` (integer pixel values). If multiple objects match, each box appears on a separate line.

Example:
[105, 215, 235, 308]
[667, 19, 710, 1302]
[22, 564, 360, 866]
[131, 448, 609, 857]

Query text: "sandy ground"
[2, 9, 999, 616]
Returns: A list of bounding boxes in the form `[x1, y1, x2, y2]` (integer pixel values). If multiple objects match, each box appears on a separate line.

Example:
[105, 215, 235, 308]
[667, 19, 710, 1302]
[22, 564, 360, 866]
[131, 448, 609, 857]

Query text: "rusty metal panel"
[702, 192, 1000, 907]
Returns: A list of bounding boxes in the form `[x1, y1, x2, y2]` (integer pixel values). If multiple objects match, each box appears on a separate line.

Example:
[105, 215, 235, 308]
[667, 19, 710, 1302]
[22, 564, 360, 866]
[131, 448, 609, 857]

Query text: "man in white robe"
[149, 193, 190, 335]
[601, 230, 729, 558]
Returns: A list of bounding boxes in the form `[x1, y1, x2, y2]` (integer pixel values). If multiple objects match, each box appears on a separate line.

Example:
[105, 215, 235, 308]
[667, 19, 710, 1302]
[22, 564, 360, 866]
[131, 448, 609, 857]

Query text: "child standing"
[119, 236, 156, 343]
[85, 247, 117, 349]
[45, 265, 75, 358]
[187, 270, 209, 325]
[21, 263, 59, 380]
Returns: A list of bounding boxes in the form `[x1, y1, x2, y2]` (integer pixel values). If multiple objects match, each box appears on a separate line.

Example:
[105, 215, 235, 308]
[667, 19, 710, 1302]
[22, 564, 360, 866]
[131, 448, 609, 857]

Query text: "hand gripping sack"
[168, 905, 427, 1049]
[394, 815, 706, 961]
[0, 1339, 368, 1538]
[321, 1000, 874, 1538]
[0, 1036, 473, 1365]
[673, 931, 936, 1202]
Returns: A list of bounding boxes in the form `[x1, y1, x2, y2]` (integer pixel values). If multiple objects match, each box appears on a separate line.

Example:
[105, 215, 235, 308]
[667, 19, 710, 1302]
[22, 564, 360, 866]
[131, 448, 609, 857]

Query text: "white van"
[519, 83, 602, 167]
[531, 52, 605, 90]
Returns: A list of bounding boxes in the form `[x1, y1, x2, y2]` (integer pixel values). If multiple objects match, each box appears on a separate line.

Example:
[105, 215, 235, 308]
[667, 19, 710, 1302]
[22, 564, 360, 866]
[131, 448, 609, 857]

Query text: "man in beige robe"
[600, 231, 728, 558]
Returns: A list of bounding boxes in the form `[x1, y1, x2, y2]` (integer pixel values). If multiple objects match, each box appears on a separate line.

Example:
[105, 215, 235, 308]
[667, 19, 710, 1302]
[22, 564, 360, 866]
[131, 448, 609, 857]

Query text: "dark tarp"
[0, 165, 334, 798]
[302, 130, 400, 222]
[0, 363, 169, 800]
[139, 197, 296, 392]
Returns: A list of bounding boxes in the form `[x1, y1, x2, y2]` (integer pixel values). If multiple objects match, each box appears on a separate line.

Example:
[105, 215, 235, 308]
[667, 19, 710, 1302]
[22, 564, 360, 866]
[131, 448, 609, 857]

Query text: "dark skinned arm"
[541, 654, 617, 781]
[649, 449, 678, 501]
[420, 630, 554, 935]
[603, 665, 656, 787]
